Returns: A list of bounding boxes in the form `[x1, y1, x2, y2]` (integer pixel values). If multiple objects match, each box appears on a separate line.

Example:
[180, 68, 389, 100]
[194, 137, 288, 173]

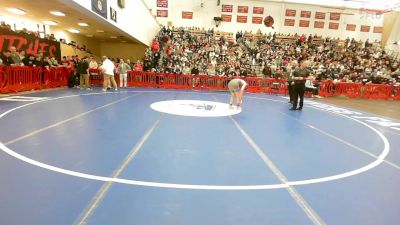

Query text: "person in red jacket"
[133, 60, 143, 71]
[151, 38, 160, 52]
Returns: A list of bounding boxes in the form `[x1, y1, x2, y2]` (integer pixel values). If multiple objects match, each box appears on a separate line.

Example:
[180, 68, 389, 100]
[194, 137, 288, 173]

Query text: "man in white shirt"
[100, 56, 118, 91]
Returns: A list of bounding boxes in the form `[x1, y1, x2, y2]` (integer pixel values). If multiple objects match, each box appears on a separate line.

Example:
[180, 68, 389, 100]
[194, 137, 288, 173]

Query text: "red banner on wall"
[284, 19, 295, 26]
[300, 11, 311, 18]
[157, 9, 168, 17]
[315, 12, 326, 19]
[221, 14, 232, 22]
[253, 7, 264, 14]
[157, 0, 168, 8]
[373, 26, 383, 33]
[299, 20, 310, 27]
[360, 25, 370, 32]
[330, 12, 341, 20]
[237, 16, 248, 23]
[285, 9, 296, 17]
[238, 6, 249, 13]
[252, 17, 263, 24]
[329, 22, 339, 29]
[182, 11, 193, 19]
[346, 24, 356, 31]
[222, 4, 233, 12]
[314, 21, 324, 28]
[0, 30, 61, 60]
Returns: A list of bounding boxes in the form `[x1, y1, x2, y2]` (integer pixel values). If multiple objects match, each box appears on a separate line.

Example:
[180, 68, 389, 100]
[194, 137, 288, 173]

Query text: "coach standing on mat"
[100, 56, 118, 91]
[228, 78, 247, 110]
[290, 60, 310, 110]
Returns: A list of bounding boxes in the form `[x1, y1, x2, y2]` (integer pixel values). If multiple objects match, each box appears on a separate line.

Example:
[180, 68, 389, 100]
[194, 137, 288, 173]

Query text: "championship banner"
[346, 24, 356, 31]
[92, 0, 107, 19]
[157, 0, 168, 8]
[314, 21, 324, 28]
[252, 17, 263, 24]
[238, 6, 249, 13]
[237, 16, 248, 23]
[300, 11, 311, 18]
[221, 14, 232, 22]
[329, 22, 339, 29]
[360, 25, 370, 32]
[285, 9, 296, 17]
[253, 7, 264, 14]
[157, 9, 168, 17]
[330, 12, 341, 20]
[182, 11, 193, 19]
[284, 19, 295, 26]
[299, 20, 310, 27]
[373, 26, 383, 33]
[0, 30, 61, 60]
[315, 12, 326, 19]
[222, 4, 233, 12]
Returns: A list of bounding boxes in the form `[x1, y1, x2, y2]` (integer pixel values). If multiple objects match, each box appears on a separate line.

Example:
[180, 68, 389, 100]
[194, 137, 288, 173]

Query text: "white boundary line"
[229, 115, 326, 225]
[247, 95, 400, 171]
[0, 90, 391, 190]
[74, 113, 165, 225]
[4, 94, 141, 145]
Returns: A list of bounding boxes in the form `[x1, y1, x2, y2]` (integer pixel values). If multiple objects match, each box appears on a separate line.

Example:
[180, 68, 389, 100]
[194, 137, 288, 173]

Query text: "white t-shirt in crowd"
[101, 59, 115, 75]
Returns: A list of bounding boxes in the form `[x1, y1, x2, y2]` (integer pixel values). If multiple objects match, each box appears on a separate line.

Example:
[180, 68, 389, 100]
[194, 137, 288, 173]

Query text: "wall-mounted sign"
[222, 4, 233, 12]
[92, 0, 107, 19]
[110, 7, 117, 22]
[182, 11, 193, 19]
[373, 26, 383, 33]
[252, 17, 263, 24]
[253, 7, 264, 14]
[360, 25, 370, 32]
[314, 21, 324, 28]
[157, 9, 168, 17]
[315, 12, 326, 19]
[300, 11, 311, 18]
[238, 6, 249, 13]
[0, 30, 61, 60]
[284, 19, 295, 26]
[237, 16, 248, 23]
[346, 24, 356, 31]
[330, 12, 341, 20]
[157, 0, 168, 8]
[329, 22, 339, 29]
[221, 14, 232, 22]
[299, 20, 310, 27]
[285, 9, 296, 17]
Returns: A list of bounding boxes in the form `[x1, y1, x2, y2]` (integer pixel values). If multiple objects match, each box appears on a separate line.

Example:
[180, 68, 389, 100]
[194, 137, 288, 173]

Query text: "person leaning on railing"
[10, 46, 22, 65]
[1, 50, 15, 66]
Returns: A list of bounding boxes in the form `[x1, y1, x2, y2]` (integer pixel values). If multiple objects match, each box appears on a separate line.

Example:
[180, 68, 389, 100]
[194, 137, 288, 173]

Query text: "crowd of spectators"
[143, 26, 400, 85]
[2, 22, 400, 87]
[1, 21, 57, 41]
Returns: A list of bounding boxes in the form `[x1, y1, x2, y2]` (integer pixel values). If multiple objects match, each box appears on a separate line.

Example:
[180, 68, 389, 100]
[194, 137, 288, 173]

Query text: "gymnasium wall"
[383, 12, 400, 56]
[52, 26, 147, 61]
[59, 0, 161, 46]
[100, 42, 147, 61]
[144, 0, 383, 42]
[51, 27, 101, 57]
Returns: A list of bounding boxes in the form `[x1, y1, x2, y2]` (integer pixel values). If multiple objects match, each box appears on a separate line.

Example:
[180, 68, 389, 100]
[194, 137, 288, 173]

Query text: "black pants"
[287, 82, 294, 102]
[292, 83, 305, 109]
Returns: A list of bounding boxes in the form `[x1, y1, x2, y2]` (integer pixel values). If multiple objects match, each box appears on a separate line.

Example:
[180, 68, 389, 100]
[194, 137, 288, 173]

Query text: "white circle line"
[0, 90, 390, 190]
